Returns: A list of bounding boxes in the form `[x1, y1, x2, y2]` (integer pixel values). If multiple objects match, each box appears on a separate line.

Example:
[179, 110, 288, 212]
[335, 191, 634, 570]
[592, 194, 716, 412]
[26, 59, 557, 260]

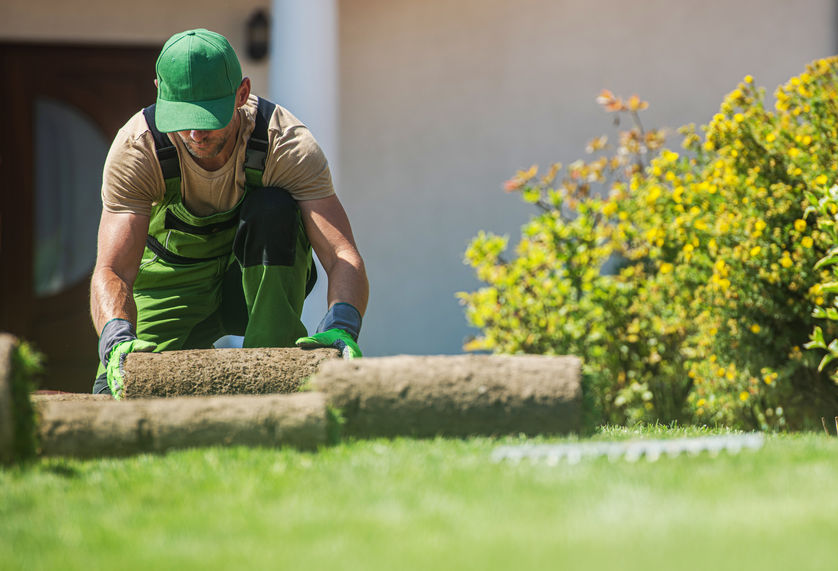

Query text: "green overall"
[94, 98, 315, 382]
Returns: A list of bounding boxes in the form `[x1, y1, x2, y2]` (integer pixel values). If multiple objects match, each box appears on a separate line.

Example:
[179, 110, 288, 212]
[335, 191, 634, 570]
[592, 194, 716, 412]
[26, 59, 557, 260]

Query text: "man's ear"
[154, 78, 158, 89]
[237, 77, 252, 107]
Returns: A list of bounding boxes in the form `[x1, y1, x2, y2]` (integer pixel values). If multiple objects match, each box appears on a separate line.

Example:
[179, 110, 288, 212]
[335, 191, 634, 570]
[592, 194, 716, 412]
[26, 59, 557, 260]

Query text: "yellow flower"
[802, 236, 814, 248]
[697, 398, 706, 407]
[744, 75, 754, 84]
[739, 391, 750, 402]
[766, 132, 776, 143]
[789, 148, 801, 158]
[750, 324, 761, 334]
[646, 185, 662, 205]
[794, 219, 807, 232]
[750, 246, 761, 257]
[780, 255, 793, 268]
[716, 367, 726, 377]
[815, 174, 828, 186]
[734, 113, 745, 123]
[602, 201, 618, 217]
[659, 262, 674, 274]
[754, 220, 767, 231]
[661, 150, 679, 162]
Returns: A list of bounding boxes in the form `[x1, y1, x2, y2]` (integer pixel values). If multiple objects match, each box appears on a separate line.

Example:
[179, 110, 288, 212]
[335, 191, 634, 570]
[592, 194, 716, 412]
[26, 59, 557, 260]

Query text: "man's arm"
[299, 195, 369, 315]
[90, 210, 150, 334]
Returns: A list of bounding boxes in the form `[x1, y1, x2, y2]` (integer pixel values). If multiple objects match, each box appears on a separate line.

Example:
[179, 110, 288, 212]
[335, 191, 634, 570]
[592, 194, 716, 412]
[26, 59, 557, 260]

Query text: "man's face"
[175, 116, 238, 160]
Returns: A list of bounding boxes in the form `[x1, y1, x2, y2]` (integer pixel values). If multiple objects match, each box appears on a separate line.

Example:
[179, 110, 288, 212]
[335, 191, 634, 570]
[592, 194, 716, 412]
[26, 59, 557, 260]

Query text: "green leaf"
[804, 326, 826, 350]
[522, 187, 542, 204]
[818, 352, 836, 372]
[814, 247, 838, 269]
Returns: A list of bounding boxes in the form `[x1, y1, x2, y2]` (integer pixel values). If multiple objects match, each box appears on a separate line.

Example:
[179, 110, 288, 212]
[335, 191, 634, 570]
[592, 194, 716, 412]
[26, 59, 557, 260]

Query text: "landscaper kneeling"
[90, 29, 369, 398]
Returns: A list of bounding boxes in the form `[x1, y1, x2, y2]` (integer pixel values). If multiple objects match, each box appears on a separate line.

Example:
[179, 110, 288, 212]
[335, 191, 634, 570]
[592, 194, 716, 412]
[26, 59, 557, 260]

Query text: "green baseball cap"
[154, 29, 243, 133]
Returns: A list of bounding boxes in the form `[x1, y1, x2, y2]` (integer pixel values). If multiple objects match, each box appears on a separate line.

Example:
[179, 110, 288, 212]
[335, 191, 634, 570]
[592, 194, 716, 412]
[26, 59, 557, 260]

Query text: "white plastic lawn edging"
[491, 433, 765, 465]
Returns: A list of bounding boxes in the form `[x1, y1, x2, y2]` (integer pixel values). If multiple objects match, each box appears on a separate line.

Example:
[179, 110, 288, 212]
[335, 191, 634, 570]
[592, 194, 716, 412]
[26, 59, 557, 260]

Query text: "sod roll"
[36, 392, 327, 458]
[0, 334, 16, 463]
[311, 354, 583, 438]
[122, 347, 340, 398]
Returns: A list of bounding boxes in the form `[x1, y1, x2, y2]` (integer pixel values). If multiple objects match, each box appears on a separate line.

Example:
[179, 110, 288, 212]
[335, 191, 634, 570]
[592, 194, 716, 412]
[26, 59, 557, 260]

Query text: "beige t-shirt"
[101, 94, 335, 217]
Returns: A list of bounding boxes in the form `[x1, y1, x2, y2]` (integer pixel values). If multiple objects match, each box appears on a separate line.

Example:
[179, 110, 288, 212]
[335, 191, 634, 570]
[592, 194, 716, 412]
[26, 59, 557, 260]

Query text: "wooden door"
[0, 43, 159, 392]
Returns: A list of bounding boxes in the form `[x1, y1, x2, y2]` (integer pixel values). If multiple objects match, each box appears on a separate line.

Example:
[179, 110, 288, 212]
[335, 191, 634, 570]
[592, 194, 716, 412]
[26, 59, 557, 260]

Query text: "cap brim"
[154, 93, 236, 133]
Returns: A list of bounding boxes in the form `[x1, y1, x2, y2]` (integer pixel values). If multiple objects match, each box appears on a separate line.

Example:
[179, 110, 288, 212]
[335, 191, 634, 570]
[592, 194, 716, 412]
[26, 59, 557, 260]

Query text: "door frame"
[0, 41, 159, 391]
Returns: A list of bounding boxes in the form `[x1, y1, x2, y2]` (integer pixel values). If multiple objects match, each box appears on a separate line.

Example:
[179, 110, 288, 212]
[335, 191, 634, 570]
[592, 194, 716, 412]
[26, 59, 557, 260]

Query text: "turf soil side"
[0, 334, 15, 463]
[36, 392, 328, 457]
[313, 354, 583, 438]
[122, 347, 340, 398]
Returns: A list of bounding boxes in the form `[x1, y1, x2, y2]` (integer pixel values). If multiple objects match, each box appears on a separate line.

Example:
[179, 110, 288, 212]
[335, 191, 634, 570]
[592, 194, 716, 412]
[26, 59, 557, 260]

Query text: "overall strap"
[142, 105, 180, 180]
[144, 100, 272, 185]
[244, 97, 273, 187]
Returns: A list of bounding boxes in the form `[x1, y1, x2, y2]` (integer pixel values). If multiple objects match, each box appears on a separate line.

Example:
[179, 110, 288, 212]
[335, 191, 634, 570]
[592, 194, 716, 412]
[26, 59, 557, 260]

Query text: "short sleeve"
[101, 111, 166, 216]
[261, 104, 336, 201]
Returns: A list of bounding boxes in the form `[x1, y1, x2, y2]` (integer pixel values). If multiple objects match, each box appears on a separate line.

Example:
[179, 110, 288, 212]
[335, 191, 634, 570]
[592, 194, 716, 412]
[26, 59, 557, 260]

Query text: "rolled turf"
[121, 347, 340, 398]
[15, 351, 583, 459]
[0, 334, 16, 463]
[312, 354, 582, 437]
[36, 392, 328, 457]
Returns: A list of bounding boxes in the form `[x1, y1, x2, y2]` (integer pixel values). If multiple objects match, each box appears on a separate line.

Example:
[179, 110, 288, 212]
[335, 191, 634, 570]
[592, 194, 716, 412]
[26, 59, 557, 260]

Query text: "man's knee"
[92, 372, 113, 396]
[234, 187, 299, 267]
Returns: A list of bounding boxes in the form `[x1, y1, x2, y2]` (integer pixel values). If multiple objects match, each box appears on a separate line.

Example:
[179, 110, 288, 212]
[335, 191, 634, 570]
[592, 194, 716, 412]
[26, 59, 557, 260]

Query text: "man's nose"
[190, 130, 209, 141]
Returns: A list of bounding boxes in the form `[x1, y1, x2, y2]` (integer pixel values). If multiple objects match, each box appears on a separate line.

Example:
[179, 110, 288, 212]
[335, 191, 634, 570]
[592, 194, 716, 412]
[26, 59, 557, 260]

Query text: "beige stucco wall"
[0, 0, 270, 92]
[339, 0, 837, 356]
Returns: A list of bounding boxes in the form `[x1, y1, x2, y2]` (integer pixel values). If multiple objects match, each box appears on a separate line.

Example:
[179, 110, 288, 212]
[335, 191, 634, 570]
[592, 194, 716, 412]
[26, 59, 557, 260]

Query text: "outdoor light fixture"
[246, 9, 270, 61]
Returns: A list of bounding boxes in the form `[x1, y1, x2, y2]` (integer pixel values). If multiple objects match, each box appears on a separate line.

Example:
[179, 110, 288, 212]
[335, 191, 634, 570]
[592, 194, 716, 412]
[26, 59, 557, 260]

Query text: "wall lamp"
[246, 9, 270, 61]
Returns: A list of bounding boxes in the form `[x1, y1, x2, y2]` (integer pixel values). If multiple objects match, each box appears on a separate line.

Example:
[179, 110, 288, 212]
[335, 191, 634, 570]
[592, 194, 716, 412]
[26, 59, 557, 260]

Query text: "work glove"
[296, 303, 363, 359]
[98, 319, 157, 399]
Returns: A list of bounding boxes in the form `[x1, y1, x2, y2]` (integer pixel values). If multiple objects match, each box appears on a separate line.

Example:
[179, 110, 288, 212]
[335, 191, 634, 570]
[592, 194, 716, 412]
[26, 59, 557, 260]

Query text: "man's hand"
[296, 329, 362, 359]
[106, 338, 157, 399]
[98, 318, 156, 399]
[295, 302, 363, 360]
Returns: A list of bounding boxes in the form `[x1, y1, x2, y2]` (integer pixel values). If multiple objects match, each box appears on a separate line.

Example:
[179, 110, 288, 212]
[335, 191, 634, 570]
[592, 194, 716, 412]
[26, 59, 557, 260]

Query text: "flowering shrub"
[460, 57, 838, 429]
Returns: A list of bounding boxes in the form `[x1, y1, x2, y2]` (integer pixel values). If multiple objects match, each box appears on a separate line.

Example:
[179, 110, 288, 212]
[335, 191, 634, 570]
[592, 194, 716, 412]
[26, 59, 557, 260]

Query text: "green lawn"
[2, 426, 837, 570]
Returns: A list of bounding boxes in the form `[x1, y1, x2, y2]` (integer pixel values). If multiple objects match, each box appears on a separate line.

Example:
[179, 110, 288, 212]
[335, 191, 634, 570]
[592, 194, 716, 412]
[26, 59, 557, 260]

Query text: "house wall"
[338, 0, 837, 356]
[0, 0, 271, 100]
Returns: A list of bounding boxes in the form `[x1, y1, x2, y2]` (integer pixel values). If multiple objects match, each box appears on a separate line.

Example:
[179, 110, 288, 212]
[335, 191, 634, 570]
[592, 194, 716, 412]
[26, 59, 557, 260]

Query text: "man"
[90, 28, 369, 398]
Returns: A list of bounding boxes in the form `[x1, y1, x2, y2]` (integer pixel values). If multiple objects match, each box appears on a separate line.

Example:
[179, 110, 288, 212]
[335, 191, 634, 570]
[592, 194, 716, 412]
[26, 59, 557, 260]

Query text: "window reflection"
[33, 98, 106, 297]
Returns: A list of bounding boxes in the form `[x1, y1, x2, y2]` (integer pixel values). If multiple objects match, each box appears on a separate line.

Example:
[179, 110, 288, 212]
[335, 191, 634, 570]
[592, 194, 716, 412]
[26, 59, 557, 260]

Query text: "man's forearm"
[324, 252, 369, 315]
[90, 268, 138, 336]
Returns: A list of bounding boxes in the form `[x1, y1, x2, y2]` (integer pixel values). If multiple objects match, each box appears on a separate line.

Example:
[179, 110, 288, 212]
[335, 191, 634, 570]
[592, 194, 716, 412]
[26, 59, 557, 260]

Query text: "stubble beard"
[180, 135, 229, 160]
